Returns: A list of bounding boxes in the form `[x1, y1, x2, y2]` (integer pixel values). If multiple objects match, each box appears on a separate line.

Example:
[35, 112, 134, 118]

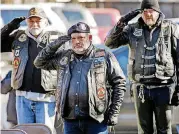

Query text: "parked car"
[37, 3, 101, 44]
[89, 8, 121, 42]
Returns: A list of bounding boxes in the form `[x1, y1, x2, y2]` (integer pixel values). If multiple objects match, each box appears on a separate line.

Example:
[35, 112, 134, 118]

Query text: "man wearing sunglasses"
[105, 0, 179, 133]
[34, 22, 126, 134]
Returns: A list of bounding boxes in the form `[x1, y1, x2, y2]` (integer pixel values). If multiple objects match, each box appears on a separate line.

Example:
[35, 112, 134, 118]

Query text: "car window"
[1, 10, 28, 26]
[93, 14, 112, 27]
[51, 7, 84, 23]
[62, 10, 84, 23]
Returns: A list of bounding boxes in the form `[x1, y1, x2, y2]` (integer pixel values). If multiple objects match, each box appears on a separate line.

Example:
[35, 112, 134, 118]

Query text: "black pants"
[133, 83, 174, 134]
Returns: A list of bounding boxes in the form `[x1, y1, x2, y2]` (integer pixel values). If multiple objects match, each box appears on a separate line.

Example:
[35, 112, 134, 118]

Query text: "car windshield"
[62, 10, 84, 23]
[1, 10, 28, 26]
[93, 14, 112, 27]
[51, 7, 84, 23]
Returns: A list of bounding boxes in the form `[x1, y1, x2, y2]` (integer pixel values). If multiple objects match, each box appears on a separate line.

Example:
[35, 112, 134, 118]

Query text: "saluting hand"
[8, 16, 26, 29]
[117, 9, 141, 26]
[49, 35, 71, 50]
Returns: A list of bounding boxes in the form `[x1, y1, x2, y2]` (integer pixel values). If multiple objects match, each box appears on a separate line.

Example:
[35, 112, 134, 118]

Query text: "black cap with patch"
[68, 22, 90, 36]
[141, 0, 160, 13]
[27, 7, 47, 19]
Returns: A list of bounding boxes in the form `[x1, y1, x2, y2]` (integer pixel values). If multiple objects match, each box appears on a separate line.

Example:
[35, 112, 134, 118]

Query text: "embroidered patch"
[97, 87, 105, 100]
[79, 23, 87, 30]
[95, 51, 105, 57]
[30, 8, 37, 15]
[41, 33, 49, 44]
[14, 49, 20, 57]
[15, 46, 21, 49]
[133, 28, 142, 37]
[60, 56, 68, 65]
[13, 57, 20, 69]
[18, 34, 27, 42]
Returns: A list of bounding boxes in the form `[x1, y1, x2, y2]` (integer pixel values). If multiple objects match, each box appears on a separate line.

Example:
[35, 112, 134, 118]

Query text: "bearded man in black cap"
[34, 22, 126, 134]
[105, 0, 179, 133]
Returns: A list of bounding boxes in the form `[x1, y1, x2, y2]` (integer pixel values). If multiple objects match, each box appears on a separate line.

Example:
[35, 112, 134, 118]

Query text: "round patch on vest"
[60, 56, 68, 66]
[18, 34, 27, 42]
[97, 87, 105, 100]
[98, 104, 105, 113]
[13, 57, 20, 69]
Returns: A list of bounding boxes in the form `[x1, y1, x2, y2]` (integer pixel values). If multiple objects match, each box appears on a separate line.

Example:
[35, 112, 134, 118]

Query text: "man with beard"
[1, 7, 64, 133]
[105, 0, 179, 133]
[34, 22, 126, 134]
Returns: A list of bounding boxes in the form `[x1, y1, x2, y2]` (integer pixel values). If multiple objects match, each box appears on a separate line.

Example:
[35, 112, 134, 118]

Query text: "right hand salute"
[8, 16, 26, 29]
[49, 35, 71, 50]
[57, 35, 71, 45]
[117, 9, 141, 25]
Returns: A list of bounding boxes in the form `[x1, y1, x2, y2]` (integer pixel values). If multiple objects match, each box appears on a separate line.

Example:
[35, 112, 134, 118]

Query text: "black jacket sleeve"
[106, 52, 126, 118]
[171, 23, 179, 89]
[1, 24, 17, 52]
[34, 39, 64, 70]
[105, 23, 130, 49]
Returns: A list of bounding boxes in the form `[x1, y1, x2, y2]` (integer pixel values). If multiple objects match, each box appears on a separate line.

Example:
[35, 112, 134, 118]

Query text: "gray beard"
[29, 28, 43, 36]
[72, 42, 91, 55]
[73, 49, 86, 54]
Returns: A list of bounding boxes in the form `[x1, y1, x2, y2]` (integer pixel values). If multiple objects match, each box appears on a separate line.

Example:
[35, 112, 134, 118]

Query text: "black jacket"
[34, 40, 126, 123]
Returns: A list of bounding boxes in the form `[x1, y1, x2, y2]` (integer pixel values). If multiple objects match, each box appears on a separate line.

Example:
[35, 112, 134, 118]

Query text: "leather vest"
[56, 48, 108, 122]
[127, 20, 174, 82]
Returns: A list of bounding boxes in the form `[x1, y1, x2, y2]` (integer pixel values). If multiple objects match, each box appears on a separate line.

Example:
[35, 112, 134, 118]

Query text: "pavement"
[109, 102, 179, 134]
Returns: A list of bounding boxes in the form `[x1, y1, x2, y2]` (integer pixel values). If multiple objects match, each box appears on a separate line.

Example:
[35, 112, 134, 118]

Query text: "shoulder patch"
[133, 28, 143, 37]
[18, 34, 27, 42]
[95, 49, 105, 58]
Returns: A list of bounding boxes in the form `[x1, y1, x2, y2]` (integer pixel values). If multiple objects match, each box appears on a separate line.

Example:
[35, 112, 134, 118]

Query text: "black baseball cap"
[68, 22, 90, 36]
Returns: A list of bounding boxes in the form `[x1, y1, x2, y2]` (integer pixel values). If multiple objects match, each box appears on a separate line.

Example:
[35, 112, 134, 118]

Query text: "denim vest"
[11, 31, 60, 91]
[127, 20, 174, 82]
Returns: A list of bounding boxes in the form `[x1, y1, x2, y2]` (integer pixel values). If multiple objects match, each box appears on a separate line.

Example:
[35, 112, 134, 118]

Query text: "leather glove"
[49, 35, 71, 50]
[171, 86, 179, 106]
[8, 16, 26, 29]
[106, 115, 118, 126]
[117, 9, 141, 25]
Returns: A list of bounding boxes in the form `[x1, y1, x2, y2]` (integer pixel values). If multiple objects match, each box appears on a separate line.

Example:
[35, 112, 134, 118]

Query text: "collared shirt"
[65, 46, 94, 119]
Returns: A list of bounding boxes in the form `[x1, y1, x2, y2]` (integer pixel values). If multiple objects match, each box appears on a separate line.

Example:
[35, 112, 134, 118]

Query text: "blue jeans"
[64, 119, 108, 134]
[16, 96, 56, 132]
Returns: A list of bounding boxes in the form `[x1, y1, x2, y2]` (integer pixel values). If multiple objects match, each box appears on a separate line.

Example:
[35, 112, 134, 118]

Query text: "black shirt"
[20, 38, 47, 93]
